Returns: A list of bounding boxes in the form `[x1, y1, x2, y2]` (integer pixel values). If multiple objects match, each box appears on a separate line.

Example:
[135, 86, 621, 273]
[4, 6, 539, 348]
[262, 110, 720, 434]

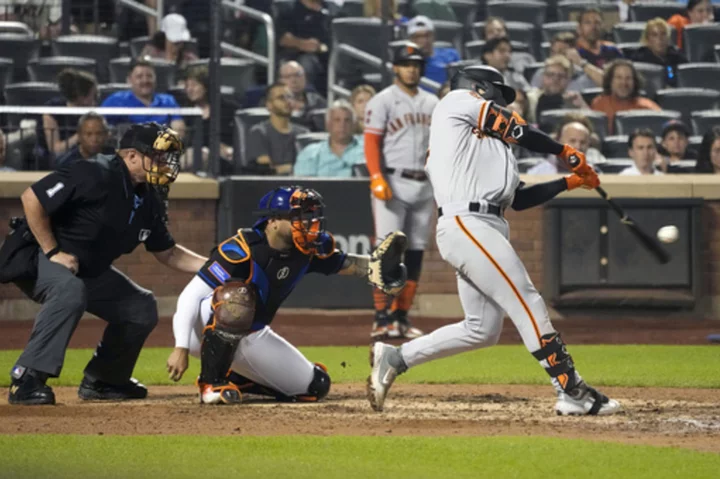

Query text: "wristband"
[45, 246, 61, 259]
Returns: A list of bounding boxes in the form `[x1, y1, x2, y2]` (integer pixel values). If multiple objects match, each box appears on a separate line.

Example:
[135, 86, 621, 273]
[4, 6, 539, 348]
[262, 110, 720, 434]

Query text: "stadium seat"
[447, 0, 479, 33]
[308, 108, 327, 132]
[541, 21, 577, 43]
[487, 1, 547, 29]
[431, 20, 464, 52]
[296, 132, 329, 152]
[540, 41, 551, 61]
[186, 58, 256, 99]
[446, 59, 480, 81]
[0, 34, 40, 82]
[691, 110, 720, 135]
[580, 87, 603, 106]
[27, 57, 97, 83]
[612, 22, 678, 45]
[464, 40, 530, 60]
[339, 0, 363, 17]
[109, 57, 177, 92]
[628, 3, 683, 22]
[352, 163, 370, 177]
[539, 109, 609, 138]
[614, 110, 681, 136]
[4, 82, 61, 129]
[676, 63, 720, 90]
[0, 57, 13, 94]
[517, 157, 542, 173]
[233, 107, 271, 171]
[683, 24, 720, 62]
[617, 42, 641, 58]
[689, 135, 702, 149]
[523, 62, 544, 83]
[598, 158, 634, 174]
[557, 1, 619, 25]
[98, 83, 130, 103]
[656, 88, 720, 128]
[271, 0, 294, 17]
[52, 35, 118, 83]
[129, 36, 199, 59]
[331, 18, 393, 82]
[633, 62, 666, 96]
[602, 136, 629, 159]
[0, 21, 33, 36]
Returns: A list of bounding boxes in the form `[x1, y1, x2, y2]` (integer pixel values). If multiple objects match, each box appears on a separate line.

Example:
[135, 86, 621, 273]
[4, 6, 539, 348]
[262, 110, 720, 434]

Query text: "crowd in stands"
[1, 0, 720, 176]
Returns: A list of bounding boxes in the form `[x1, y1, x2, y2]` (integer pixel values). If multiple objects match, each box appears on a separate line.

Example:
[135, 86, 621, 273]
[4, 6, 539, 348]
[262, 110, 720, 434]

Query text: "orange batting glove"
[565, 168, 600, 191]
[370, 173, 392, 201]
[559, 145, 593, 177]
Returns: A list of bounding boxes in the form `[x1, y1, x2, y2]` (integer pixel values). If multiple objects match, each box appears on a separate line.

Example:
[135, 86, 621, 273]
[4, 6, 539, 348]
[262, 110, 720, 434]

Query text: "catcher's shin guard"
[198, 328, 242, 404]
[531, 333, 581, 393]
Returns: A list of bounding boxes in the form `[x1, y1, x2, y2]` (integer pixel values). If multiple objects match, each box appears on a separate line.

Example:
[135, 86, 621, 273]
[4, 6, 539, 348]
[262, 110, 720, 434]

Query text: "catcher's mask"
[253, 186, 327, 254]
[119, 122, 184, 188]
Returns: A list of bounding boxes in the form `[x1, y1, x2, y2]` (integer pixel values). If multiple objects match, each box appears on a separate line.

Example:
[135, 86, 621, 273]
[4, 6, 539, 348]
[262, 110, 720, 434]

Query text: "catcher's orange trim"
[218, 232, 251, 264]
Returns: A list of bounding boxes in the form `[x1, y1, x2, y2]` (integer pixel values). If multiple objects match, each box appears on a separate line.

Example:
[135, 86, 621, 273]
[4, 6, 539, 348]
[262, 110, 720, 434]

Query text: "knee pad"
[532, 333, 579, 393]
[404, 250, 424, 282]
[305, 363, 331, 401]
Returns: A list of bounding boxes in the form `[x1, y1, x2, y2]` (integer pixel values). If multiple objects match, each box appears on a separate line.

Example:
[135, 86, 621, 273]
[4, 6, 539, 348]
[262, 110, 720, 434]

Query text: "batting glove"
[370, 173, 392, 201]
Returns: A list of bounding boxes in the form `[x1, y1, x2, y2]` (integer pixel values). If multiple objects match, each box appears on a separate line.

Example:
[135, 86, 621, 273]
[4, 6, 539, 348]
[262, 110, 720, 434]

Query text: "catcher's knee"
[207, 281, 256, 336]
[305, 363, 331, 400]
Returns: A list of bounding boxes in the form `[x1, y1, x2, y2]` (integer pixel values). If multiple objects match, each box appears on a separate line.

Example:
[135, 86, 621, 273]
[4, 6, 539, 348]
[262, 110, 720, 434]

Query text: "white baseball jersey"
[364, 85, 438, 170]
[425, 89, 520, 209]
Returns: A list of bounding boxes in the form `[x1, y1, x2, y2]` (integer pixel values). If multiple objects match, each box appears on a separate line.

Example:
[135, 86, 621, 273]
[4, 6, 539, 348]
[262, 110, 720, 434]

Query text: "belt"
[385, 168, 428, 182]
[438, 202, 502, 218]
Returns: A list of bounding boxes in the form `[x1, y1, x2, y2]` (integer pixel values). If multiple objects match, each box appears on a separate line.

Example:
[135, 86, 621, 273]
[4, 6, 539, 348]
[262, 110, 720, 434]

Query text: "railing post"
[61, 0, 71, 35]
[327, 45, 338, 104]
[209, 0, 222, 177]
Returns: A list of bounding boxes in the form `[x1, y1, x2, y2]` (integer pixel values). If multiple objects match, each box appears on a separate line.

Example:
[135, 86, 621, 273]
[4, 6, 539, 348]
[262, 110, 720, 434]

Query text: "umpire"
[1, 122, 208, 405]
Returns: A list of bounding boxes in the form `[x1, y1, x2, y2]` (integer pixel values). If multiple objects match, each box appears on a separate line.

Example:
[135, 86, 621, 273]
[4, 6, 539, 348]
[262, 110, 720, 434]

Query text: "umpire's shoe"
[78, 377, 148, 401]
[8, 369, 55, 405]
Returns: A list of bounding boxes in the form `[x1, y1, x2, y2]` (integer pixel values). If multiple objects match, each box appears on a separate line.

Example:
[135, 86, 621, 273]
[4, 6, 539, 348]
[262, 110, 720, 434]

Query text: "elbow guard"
[483, 104, 528, 145]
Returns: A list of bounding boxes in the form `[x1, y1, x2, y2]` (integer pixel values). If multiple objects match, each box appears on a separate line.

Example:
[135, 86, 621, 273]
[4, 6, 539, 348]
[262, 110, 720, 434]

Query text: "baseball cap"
[661, 119, 691, 139]
[161, 13, 191, 43]
[407, 15, 435, 36]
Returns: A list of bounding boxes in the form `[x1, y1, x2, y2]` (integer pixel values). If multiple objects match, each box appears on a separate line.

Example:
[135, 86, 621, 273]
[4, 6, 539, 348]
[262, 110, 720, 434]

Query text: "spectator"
[406, 16, 461, 86]
[247, 83, 310, 175]
[279, 61, 327, 129]
[0, 129, 14, 172]
[481, 37, 530, 92]
[41, 69, 98, 160]
[277, 0, 332, 95]
[184, 66, 236, 173]
[668, 0, 714, 50]
[531, 32, 604, 90]
[590, 59, 661, 134]
[101, 58, 186, 138]
[526, 55, 589, 124]
[657, 120, 697, 173]
[695, 126, 720, 173]
[141, 14, 199, 70]
[632, 18, 687, 87]
[620, 129, 663, 175]
[294, 100, 365, 177]
[576, 7, 623, 68]
[483, 16, 536, 75]
[55, 113, 112, 168]
[350, 84, 376, 134]
[528, 115, 607, 174]
[364, 0, 406, 24]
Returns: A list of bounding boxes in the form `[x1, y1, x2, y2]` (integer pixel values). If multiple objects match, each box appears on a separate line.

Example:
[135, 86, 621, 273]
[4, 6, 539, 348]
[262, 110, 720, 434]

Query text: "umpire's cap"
[392, 42, 425, 65]
[119, 122, 179, 156]
[450, 65, 516, 106]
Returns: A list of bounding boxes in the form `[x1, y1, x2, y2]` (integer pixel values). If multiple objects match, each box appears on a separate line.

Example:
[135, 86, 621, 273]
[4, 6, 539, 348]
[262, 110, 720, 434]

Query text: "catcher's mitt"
[368, 231, 408, 296]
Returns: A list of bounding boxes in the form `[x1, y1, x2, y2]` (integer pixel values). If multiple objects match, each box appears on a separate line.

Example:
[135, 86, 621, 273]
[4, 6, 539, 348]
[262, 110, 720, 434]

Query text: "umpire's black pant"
[14, 254, 158, 384]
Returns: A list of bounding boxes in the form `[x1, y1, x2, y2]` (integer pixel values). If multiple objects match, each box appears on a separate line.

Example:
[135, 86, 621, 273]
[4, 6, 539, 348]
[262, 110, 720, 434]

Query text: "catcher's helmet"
[392, 42, 425, 65]
[450, 65, 516, 106]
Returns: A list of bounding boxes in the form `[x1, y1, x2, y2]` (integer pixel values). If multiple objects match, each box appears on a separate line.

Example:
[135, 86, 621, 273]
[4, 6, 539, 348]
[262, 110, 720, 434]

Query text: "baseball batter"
[364, 42, 438, 339]
[166, 186, 407, 405]
[367, 65, 622, 416]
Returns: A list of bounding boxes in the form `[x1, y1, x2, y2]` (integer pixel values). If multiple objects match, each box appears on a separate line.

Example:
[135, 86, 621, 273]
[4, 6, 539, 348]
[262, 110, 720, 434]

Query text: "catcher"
[167, 185, 407, 404]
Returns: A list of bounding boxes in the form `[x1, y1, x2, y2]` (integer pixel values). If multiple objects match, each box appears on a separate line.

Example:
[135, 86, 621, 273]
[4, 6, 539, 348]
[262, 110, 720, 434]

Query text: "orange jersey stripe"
[454, 216, 541, 341]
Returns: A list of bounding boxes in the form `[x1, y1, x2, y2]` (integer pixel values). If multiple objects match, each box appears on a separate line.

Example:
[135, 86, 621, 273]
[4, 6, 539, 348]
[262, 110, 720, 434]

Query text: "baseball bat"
[595, 186, 671, 264]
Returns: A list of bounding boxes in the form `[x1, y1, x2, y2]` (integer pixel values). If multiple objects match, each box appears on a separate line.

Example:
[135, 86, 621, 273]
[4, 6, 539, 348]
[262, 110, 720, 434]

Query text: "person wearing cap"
[141, 13, 199, 69]
[658, 119, 698, 173]
[2, 122, 208, 406]
[406, 15, 461, 87]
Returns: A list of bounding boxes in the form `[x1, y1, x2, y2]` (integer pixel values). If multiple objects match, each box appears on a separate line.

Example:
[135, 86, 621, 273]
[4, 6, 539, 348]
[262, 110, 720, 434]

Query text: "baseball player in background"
[367, 65, 622, 416]
[364, 42, 438, 340]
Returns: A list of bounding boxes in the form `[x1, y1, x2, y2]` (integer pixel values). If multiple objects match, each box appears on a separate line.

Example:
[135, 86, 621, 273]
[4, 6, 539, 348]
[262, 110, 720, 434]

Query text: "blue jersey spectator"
[294, 100, 365, 177]
[406, 15, 461, 88]
[100, 58, 185, 136]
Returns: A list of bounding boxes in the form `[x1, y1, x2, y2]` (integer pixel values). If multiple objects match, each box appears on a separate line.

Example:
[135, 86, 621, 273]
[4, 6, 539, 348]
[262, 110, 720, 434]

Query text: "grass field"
[1, 344, 719, 388]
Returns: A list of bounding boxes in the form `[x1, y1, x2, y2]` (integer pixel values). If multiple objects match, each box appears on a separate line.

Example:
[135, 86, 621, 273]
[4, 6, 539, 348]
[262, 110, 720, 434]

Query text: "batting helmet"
[392, 42, 425, 66]
[450, 65, 516, 106]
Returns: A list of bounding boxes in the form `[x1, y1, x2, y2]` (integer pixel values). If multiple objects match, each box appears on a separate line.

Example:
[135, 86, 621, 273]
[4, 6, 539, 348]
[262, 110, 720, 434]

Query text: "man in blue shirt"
[101, 58, 185, 137]
[406, 15, 461, 88]
[294, 99, 365, 177]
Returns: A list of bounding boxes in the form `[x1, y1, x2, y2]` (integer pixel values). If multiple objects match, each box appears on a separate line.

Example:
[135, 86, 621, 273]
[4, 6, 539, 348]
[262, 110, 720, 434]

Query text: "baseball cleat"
[78, 377, 147, 401]
[389, 311, 424, 339]
[366, 342, 405, 412]
[554, 383, 622, 416]
[198, 381, 242, 405]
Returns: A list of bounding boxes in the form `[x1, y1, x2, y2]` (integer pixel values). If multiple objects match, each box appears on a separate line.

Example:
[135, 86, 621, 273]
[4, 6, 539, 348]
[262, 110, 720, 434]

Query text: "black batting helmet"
[392, 42, 425, 65]
[450, 65, 516, 106]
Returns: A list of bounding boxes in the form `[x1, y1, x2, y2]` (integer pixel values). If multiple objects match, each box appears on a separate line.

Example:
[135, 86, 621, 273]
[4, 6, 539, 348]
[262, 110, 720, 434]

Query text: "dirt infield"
[1, 313, 719, 350]
[1, 384, 719, 453]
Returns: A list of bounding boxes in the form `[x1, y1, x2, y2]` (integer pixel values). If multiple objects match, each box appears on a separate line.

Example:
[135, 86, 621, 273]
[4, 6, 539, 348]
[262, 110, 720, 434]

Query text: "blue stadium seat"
[614, 110, 681, 136]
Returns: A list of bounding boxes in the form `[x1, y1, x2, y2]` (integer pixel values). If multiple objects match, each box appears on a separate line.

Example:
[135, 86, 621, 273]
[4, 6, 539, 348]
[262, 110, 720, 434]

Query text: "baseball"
[657, 225, 679, 244]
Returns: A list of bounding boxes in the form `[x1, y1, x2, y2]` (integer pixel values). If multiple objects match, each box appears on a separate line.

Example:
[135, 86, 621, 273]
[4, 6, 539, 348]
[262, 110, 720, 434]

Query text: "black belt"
[438, 202, 502, 218]
[385, 168, 428, 182]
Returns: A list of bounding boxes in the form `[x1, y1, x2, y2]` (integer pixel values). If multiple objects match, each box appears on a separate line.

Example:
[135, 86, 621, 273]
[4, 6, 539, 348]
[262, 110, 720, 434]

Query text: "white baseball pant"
[372, 175, 434, 250]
